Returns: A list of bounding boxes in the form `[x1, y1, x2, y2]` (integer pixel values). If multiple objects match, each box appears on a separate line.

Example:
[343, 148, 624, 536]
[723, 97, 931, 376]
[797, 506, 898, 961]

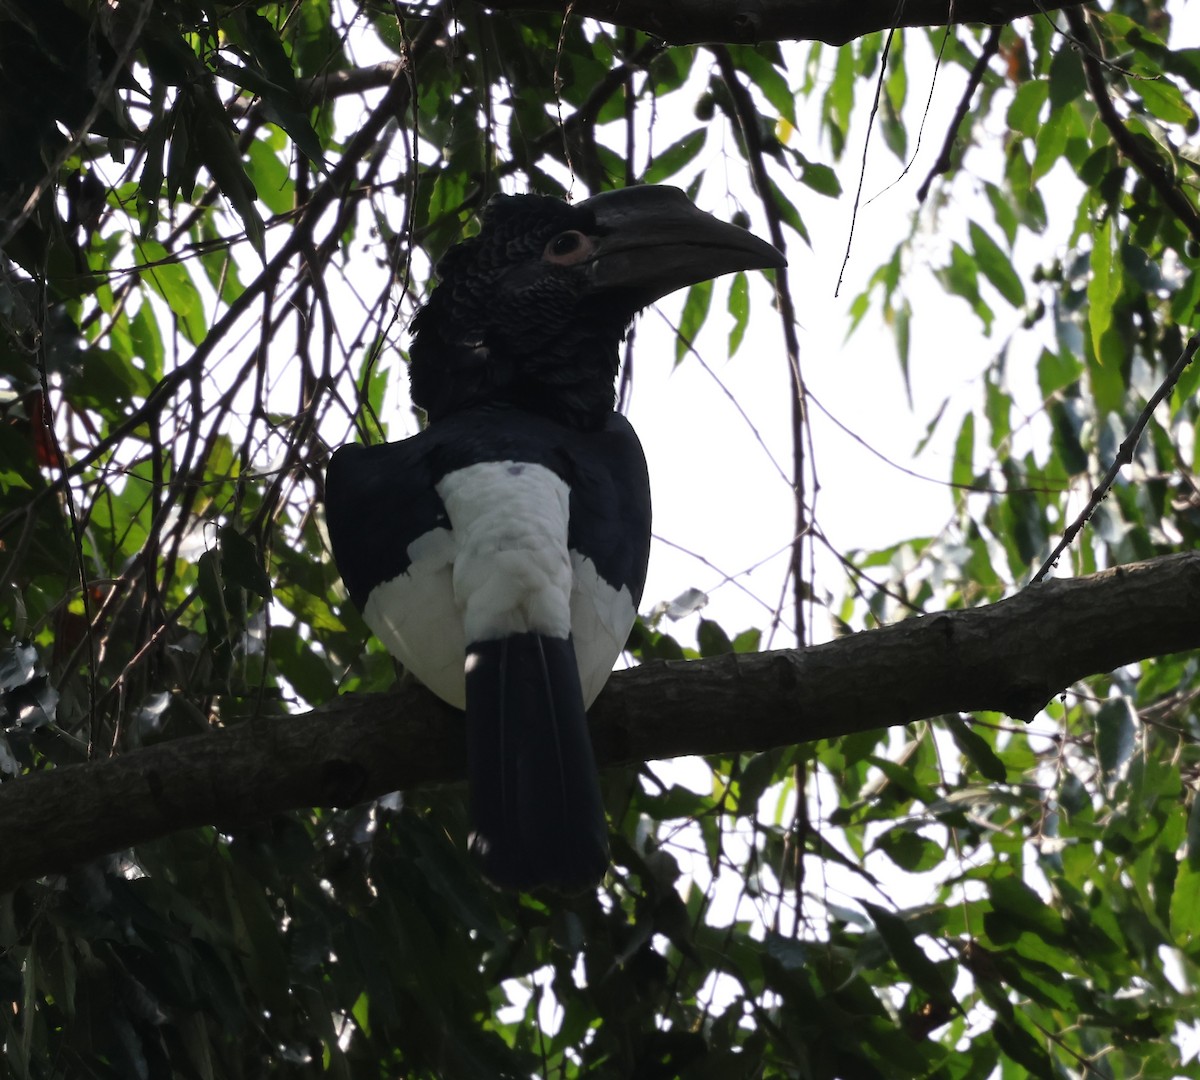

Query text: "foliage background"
[2, 0, 1200, 1076]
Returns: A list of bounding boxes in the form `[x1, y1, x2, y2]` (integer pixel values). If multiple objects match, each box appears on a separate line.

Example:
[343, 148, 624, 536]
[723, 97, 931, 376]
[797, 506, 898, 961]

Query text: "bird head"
[409, 185, 786, 429]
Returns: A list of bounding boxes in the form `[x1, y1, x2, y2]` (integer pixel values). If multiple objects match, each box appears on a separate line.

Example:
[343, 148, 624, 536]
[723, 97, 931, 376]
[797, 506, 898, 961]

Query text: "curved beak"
[579, 185, 786, 304]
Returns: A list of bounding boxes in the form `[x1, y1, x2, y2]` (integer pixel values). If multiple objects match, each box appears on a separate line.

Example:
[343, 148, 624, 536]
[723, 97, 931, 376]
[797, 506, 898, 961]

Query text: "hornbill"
[325, 185, 784, 891]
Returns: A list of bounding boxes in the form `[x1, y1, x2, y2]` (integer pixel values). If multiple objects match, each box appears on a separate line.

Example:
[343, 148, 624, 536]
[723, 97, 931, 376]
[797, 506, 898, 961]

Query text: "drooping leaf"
[969, 221, 1025, 308]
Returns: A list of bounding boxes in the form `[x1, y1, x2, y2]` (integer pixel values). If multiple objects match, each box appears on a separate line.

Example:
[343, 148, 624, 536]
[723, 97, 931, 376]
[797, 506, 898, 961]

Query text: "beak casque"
[579, 185, 786, 304]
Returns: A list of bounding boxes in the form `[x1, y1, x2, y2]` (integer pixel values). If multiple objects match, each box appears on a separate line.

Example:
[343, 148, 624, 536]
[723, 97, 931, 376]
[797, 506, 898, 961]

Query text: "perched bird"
[326, 185, 784, 891]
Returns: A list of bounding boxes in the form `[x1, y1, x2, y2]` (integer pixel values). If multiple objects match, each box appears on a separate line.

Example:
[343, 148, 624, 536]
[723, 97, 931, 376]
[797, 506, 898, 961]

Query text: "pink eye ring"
[543, 230, 594, 264]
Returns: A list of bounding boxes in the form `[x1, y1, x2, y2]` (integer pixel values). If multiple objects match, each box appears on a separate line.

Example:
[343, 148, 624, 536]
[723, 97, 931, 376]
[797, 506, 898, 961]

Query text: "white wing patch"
[362, 527, 466, 707]
[363, 461, 635, 710]
[570, 553, 636, 707]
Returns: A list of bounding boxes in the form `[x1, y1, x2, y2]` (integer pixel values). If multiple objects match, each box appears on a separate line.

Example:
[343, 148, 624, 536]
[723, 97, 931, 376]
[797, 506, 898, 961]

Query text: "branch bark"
[478, 0, 1091, 46]
[2, 550, 1198, 892]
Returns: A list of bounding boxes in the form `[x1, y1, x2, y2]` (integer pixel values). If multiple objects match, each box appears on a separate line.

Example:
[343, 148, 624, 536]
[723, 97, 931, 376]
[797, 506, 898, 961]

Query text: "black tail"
[464, 633, 609, 891]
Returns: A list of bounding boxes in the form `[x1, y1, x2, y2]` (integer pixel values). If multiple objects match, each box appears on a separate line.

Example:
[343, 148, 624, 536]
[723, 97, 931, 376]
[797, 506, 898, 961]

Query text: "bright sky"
[638, 3, 1200, 657]
[624, 36, 1057, 654]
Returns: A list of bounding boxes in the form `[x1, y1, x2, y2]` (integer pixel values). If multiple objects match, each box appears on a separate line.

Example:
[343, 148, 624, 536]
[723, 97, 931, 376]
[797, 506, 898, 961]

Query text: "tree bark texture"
[477, 0, 1091, 45]
[1, 550, 1197, 892]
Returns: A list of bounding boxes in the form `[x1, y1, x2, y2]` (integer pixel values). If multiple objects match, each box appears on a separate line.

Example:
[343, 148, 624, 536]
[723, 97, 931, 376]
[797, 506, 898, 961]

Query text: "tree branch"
[477, 0, 1091, 46]
[2, 551, 1198, 891]
[917, 25, 1003, 203]
[1065, 5, 1200, 243]
[1034, 333, 1200, 581]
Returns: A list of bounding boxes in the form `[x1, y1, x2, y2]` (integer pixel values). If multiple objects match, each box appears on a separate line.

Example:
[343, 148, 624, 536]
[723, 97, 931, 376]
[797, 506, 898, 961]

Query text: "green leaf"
[1095, 697, 1136, 777]
[245, 132, 294, 215]
[1168, 268, 1200, 333]
[643, 129, 706, 185]
[952, 412, 976, 492]
[736, 750, 782, 815]
[731, 628, 762, 654]
[944, 716, 1007, 782]
[727, 271, 749, 355]
[1087, 331, 1127, 415]
[726, 45, 797, 126]
[824, 43, 856, 153]
[984, 369, 1012, 451]
[197, 548, 230, 643]
[893, 298, 912, 404]
[1048, 42, 1086, 109]
[1173, 863, 1200, 942]
[232, 10, 327, 166]
[1049, 400, 1089, 476]
[675, 278, 713, 363]
[860, 901, 956, 1006]
[696, 618, 733, 657]
[766, 176, 809, 244]
[866, 755, 938, 803]
[1036, 347, 1082, 398]
[1187, 791, 1200, 870]
[1088, 214, 1120, 361]
[1138, 77, 1195, 124]
[914, 397, 948, 457]
[166, 95, 199, 205]
[935, 242, 993, 332]
[874, 826, 945, 873]
[1031, 107, 1068, 182]
[987, 873, 1066, 943]
[1000, 457, 1047, 567]
[137, 241, 207, 346]
[186, 84, 265, 255]
[984, 181, 1019, 246]
[992, 1017, 1056, 1079]
[1006, 79, 1048, 138]
[800, 161, 841, 197]
[138, 108, 168, 229]
[270, 624, 337, 704]
[969, 221, 1025, 307]
[218, 526, 272, 600]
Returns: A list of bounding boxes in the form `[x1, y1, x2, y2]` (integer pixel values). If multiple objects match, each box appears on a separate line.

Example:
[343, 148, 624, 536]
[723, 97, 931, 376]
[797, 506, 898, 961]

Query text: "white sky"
[624, 36, 1058, 652]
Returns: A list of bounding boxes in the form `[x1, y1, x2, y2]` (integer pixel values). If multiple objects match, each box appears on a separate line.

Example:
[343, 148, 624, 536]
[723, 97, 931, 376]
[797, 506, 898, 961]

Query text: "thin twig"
[709, 45, 807, 651]
[867, 24, 953, 205]
[835, 28, 897, 297]
[916, 25, 1002, 203]
[656, 308, 792, 487]
[1033, 333, 1200, 582]
[34, 282, 99, 754]
[806, 388, 1064, 495]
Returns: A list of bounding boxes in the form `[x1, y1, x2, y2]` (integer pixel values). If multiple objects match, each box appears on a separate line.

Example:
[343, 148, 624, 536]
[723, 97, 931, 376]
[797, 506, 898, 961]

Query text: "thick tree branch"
[2, 552, 1198, 892]
[478, 0, 1090, 46]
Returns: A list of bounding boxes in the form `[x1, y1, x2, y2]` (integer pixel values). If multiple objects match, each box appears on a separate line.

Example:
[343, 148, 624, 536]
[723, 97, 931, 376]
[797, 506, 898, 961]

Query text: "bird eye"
[543, 230, 593, 265]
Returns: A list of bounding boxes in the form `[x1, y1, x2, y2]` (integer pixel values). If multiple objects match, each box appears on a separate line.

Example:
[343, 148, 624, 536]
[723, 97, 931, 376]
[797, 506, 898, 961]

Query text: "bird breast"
[360, 460, 636, 711]
[437, 461, 574, 645]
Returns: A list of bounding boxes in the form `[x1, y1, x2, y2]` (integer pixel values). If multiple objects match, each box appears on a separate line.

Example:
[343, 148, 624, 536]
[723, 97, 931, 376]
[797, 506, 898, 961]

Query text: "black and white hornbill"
[325, 185, 785, 891]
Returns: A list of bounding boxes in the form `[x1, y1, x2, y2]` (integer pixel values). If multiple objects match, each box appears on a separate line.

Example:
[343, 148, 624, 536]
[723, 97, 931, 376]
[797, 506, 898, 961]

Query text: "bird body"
[329, 407, 650, 707]
[327, 407, 648, 887]
[326, 185, 784, 890]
